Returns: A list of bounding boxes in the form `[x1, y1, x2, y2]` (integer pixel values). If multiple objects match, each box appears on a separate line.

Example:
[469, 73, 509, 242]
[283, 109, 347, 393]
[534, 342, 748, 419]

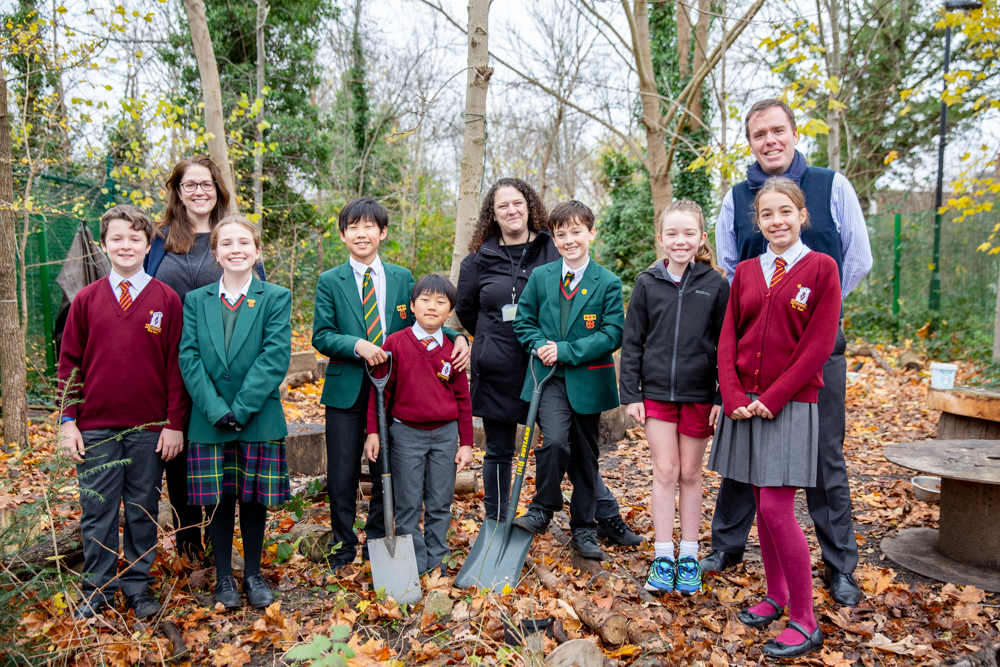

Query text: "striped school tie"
[419, 336, 438, 351]
[119, 280, 132, 310]
[770, 257, 786, 288]
[363, 268, 383, 345]
[563, 271, 574, 290]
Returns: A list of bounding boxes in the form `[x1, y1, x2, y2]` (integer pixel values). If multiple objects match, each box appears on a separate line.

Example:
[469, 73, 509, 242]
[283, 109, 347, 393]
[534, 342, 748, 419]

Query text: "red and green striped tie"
[363, 268, 383, 345]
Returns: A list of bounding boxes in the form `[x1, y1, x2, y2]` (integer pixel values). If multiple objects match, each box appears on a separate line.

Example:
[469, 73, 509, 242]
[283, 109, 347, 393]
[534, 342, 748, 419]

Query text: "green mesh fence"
[17, 161, 116, 374]
[845, 209, 1000, 342]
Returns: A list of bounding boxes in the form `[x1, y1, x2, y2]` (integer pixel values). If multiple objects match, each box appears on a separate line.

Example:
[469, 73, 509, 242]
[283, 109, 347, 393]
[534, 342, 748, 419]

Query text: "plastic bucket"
[930, 362, 958, 390]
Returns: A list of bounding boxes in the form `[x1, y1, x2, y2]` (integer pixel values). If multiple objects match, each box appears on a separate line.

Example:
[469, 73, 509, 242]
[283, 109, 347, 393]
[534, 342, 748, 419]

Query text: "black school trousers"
[164, 435, 204, 556]
[325, 379, 385, 560]
[709, 327, 859, 574]
[528, 377, 601, 531]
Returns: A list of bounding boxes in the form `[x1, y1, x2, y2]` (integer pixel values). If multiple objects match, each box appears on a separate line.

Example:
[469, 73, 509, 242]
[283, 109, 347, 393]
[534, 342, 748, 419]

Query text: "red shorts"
[643, 399, 715, 438]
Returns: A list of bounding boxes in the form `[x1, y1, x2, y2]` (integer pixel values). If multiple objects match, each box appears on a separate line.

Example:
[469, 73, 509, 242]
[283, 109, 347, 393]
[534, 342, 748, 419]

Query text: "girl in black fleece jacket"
[619, 201, 729, 596]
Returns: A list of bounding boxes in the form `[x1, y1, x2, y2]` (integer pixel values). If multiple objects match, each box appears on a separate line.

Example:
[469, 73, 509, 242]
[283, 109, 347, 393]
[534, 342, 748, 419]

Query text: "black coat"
[619, 260, 730, 405]
[456, 232, 561, 421]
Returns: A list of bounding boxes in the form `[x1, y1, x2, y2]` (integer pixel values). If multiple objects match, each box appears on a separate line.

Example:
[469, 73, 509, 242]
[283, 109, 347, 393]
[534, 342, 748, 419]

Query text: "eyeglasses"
[179, 181, 216, 193]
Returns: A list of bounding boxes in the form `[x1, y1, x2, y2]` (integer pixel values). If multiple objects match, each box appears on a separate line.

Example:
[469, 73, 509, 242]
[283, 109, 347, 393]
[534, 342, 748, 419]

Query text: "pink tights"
[747, 485, 817, 644]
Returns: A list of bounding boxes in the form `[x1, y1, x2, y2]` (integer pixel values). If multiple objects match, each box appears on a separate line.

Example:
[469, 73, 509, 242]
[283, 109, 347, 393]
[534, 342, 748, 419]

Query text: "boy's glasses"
[179, 181, 216, 193]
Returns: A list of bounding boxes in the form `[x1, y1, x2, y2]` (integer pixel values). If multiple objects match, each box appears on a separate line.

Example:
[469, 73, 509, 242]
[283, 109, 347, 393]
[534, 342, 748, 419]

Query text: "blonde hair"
[753, 178, 811, 229]
[658, 200, 724, 276]
[210, 215, 262, 252]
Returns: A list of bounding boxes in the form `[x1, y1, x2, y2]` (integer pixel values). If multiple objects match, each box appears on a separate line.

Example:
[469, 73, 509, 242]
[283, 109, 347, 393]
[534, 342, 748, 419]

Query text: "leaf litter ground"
[6, 347, 999, 666]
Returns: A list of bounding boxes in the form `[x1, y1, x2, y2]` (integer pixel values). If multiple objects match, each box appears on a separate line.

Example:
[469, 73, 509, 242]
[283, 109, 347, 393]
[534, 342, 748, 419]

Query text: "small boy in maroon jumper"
[58, 205, 189, 620]
[364, 274, 473, 575]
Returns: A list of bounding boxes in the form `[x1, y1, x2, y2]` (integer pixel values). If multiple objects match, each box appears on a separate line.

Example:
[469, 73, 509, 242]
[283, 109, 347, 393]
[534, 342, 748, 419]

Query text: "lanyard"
[499, 236, 529, 305]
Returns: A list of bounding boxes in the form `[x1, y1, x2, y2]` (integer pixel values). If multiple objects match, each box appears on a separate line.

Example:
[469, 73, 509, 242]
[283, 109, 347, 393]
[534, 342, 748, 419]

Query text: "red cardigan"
[718, 251, 841, 415]
[58, 278, 190, 432]
[367, 328, 474, 448]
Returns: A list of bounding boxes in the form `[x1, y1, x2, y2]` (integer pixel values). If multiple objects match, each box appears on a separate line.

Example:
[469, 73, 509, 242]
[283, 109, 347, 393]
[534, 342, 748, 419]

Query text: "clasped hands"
[730, 399, 774, 420]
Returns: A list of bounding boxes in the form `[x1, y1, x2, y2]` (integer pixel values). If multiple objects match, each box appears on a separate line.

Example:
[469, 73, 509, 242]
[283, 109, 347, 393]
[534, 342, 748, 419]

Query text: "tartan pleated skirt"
[707, 394, 819, 488]
[187, 439, 291, 506]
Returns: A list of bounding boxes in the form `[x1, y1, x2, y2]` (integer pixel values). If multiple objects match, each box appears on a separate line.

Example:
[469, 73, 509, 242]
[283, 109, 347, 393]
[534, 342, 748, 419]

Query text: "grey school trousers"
[388, 420, 459, 574]
[78, 428, 164, 605]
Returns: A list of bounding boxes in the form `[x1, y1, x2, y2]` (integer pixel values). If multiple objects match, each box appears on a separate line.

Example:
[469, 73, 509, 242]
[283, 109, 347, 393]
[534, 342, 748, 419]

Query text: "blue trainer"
[675, 555, 702, 596]
[644, 557, 676, 593]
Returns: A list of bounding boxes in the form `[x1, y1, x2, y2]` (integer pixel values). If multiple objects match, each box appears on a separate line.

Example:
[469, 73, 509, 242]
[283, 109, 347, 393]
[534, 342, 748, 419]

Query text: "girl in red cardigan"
[708, 178, 841, 659]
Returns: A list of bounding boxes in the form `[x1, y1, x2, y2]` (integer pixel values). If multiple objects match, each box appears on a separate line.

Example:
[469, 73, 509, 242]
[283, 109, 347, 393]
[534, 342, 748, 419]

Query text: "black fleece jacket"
[619, 259, 730, 405]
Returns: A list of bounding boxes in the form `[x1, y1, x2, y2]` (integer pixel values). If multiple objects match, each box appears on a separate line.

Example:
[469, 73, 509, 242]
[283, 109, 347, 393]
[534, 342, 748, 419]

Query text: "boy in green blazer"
[312, 197, 470, 570]
[512, 201, 624, 560]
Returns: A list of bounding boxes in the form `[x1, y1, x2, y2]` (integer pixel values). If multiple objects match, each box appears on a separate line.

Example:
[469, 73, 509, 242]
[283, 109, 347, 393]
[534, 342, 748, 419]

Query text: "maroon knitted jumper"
[366, 327, 474, 447]
[58, 278, 189, 432]
[718, 251, 841, 415]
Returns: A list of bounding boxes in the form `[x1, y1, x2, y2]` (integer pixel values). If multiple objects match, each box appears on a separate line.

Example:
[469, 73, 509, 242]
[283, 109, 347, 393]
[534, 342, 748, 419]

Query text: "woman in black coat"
[456, 179, 641, 547]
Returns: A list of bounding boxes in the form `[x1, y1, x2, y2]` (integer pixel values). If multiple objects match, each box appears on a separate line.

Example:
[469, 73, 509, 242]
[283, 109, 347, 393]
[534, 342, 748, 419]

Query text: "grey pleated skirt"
[708, 395, 819, 488]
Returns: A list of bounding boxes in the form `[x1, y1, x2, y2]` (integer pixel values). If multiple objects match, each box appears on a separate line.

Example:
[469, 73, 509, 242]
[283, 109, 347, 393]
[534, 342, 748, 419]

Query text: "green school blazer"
[179, 276, 292, 444]
[312, 261, 464, 408]
[512, 259, 624, 415]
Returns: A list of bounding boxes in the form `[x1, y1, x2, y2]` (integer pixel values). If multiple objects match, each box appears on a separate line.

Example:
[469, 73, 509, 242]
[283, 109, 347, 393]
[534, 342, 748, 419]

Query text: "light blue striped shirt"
[715, 171, 873, 298]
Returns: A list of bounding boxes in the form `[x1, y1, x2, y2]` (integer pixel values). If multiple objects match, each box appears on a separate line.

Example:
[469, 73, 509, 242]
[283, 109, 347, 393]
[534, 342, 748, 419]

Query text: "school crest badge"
[396, 304, 407, 319]
[437, 360, 452, 382]
[247, 299, 256, 308]
[583, 314, 597, 329]
[790, 285, 811, 311]
[145, 310, 163, 334]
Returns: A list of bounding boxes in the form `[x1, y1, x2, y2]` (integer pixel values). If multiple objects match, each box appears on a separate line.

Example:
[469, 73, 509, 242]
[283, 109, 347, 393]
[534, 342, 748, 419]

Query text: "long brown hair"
[468, 178, 548, 252]
[157, 155, 232, 254]
[659, 200, 724, 276]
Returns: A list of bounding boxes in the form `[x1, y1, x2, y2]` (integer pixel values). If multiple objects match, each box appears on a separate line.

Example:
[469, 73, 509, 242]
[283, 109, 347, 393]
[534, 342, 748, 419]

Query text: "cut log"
[897, 349, 923, 372]
[534, 562, 565, 592]
[846, 343, 871, 357]
[571, 551, 606, 578]
[162, 620, 188, 660]
[6, 511, 124, 572]
[862, 338, 896, 375]
[567, 595, 628, 646]
[614, 563, 657, 605]
[454, 470, 479, 495]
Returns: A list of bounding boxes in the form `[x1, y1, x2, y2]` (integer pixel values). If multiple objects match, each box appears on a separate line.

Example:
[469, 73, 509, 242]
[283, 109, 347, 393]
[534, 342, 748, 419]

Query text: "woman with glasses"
[146, 155, 264, 563]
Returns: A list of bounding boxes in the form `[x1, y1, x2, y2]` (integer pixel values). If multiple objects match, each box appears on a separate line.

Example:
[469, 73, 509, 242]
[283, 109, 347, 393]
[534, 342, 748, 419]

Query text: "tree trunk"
[993, 259, 1000, 360]
[183, 0, 238, 211]
[447, 0, 493, 296]
[823, 0, 842, 171]
[676, 0, 691, 78]
[253, 0, 269, 227]
[632, 1, 673, 228]
[567, 595, 629, 646]
[0, 76, 28, 450]
[692, 0, 710, 121]
[718, 0, 729, 200]
[538, 104, 564, 203]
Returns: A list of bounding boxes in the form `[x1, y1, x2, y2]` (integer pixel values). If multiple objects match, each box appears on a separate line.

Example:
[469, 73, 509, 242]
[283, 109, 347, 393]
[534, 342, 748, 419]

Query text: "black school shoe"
[596, 515, 643, 547]
[72, 598, 108, 620]
[571, 528, 606, 560]
[823, 566, 863, 606]
[511, 508, 552, 535]
[699, 549, 744, 574]
[762, 620, 824, 659]
[214, 575, 242, 610]
[738, 596, 784, 629]
[243, 573, 275, 608]
[127, 592, 162, 619]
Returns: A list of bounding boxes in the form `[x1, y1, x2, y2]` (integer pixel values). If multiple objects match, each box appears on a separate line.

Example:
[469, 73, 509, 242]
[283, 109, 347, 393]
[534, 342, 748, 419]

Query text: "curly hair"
[468, 178, 549, 252]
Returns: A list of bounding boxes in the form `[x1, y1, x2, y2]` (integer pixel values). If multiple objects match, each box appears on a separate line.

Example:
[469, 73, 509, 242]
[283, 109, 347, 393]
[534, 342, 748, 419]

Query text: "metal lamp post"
[930, 0, 983, 321]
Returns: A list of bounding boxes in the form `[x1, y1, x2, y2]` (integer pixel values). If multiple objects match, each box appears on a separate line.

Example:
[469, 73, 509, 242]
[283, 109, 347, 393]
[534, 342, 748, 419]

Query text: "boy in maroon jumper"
[364, 275, 474, 575]
[58, 205, 188, 620]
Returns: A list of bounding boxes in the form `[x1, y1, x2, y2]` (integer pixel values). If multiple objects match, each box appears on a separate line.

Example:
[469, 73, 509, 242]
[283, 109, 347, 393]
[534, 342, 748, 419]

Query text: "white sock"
[654, 541, 675, 560]
[679, 540, 699, 560]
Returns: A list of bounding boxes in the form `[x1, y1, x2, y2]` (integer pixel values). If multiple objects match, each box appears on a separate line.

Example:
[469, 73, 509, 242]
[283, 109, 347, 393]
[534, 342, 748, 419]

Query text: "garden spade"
[365, 353, 423, 605]
[456, 350, 558, 592]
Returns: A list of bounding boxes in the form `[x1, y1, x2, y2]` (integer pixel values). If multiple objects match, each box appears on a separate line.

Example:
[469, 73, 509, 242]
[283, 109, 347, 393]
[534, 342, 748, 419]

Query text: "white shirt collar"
[412, 321, 444, 346]
[218, 274, 254, 303]
[349, 254, 383, 278]
[762, 239, 809, 267]
[109, 267, 150, 290]
[561, 257, 589, 292]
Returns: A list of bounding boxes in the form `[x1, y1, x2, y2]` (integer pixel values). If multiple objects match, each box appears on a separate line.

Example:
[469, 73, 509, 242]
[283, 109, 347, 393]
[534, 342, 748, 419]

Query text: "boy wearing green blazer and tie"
[179, 216, 292, 610]
[512, 201, 625, 560]
[312, 198, 470, 570]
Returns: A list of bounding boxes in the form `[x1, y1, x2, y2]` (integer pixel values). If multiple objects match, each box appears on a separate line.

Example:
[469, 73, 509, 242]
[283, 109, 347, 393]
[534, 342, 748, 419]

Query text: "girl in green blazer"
[179, 216, 291, 611]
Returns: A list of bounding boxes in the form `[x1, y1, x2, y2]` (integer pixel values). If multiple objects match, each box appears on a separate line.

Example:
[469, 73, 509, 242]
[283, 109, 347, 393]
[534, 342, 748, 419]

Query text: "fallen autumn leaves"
[4, 347, 999, 666]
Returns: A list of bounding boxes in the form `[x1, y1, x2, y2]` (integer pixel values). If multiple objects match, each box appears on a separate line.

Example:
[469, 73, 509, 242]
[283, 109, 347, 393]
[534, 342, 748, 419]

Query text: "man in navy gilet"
[702, 99, 873, 606]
